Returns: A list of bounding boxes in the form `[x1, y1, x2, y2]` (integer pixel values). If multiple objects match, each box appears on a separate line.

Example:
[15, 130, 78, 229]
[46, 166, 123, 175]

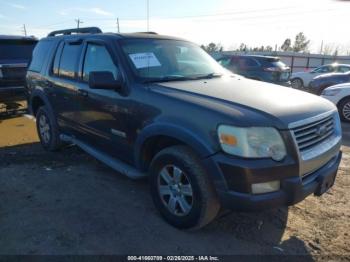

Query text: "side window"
[337, 66, 350, 73]
[217, 57, 231, 67]
[83, 44, 118, 82]
[29, 40, 53, 72]
[58, 43, 82, 79]
[238, 58, 258, 69]
[52, 42, 64, 75]
[314, 66, 332, 73]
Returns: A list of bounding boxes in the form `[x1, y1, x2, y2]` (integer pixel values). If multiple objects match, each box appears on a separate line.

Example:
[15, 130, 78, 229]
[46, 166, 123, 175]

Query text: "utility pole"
[320, 40, 324, 54]
[22, 24, 27, 36]
[75, 18, 83, 29]
[117, 18, 120, 33]
[146, 0, 149, 31]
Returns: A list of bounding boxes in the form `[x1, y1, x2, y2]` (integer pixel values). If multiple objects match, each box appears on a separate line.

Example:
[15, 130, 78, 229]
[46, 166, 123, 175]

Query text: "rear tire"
[338, 97, 350, 123]
[36, 106, 63, 151]
[149, 145, 220, 229]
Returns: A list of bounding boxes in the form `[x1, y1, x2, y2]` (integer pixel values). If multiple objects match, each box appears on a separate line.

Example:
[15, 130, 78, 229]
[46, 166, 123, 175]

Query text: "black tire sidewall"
[149, 151, 203, 229]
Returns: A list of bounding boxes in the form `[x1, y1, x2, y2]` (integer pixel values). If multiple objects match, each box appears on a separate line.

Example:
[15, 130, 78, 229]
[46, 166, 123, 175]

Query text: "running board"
[60, 134, 146, 180]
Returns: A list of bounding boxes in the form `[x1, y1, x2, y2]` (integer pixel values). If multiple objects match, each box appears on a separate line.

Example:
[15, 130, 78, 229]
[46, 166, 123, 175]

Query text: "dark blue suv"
[217, 55, 291, 86]
[26, 28, 341, 229]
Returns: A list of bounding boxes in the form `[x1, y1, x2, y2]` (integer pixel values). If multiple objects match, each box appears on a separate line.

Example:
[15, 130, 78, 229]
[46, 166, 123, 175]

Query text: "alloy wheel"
[158, 165, 194, 216]
[343, 102, 350, 121]
[39, 114, 51, 144]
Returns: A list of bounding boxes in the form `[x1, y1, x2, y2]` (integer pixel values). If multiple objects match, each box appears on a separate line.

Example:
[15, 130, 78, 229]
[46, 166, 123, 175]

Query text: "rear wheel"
[291, 78, 303, 89]
[149, 145, 220, 229]
[36, 106, 63, 151]
[338, 97, 350, 123]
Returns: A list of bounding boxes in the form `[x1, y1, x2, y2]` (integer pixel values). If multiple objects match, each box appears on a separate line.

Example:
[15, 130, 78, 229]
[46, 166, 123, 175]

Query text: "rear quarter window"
[29, 40, 54, 72]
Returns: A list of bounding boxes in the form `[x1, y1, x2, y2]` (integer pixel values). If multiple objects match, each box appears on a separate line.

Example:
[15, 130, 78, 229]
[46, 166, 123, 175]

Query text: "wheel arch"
[29, 89, 51, 116]
[134, 123, 216, 172]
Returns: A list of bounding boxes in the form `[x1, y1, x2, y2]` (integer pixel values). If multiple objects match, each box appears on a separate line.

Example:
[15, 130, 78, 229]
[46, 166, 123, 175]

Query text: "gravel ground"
[0, 114, 349, 260]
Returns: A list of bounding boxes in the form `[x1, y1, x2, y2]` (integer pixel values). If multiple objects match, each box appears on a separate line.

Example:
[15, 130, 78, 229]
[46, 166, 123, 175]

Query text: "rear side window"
[82, 44, 118, 82]
[239, 57, 259, 68]
[29, 40, 52, 72]
[58, 43, 82, 79]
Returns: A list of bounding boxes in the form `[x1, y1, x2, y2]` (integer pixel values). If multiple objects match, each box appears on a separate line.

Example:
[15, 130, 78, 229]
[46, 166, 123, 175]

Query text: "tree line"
[201, 32, 315, 54]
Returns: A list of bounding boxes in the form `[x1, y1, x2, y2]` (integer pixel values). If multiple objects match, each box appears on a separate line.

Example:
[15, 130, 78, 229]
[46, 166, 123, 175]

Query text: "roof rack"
[48, 27, 102, 37]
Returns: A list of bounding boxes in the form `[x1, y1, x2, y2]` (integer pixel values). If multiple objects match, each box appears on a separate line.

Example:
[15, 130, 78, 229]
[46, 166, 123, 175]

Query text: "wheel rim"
[343, 102, 350, 120]
[157, 165, 194, 217]
[292, 79, 302, 89]
[39, 114, 51, 144]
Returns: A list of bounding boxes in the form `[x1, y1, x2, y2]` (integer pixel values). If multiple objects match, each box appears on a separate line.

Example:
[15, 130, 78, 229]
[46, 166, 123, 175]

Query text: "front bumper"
[203, 150, 342, 211]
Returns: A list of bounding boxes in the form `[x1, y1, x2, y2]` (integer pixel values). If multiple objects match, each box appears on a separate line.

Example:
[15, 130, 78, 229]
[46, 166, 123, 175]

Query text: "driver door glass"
[83, 44, 119, 82]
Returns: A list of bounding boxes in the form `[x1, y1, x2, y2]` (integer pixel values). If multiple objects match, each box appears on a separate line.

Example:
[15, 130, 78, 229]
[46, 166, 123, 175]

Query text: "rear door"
[48, 39, 83, 135]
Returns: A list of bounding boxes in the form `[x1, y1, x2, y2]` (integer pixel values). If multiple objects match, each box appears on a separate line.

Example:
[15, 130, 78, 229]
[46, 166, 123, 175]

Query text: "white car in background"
[321, 83, 350, 122]
[291, 63, 350, 89]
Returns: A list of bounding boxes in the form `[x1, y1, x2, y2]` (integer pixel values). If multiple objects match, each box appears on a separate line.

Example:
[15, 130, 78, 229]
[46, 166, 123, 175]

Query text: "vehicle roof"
[42, 32, 187, 42]
[0, 35, 38, 41]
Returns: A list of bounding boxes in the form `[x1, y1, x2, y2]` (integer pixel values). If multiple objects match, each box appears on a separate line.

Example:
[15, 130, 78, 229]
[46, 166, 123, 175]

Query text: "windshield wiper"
[191, 72, 223, 80]
[143, 73, 223, 83]
[143, 75, 193, 83]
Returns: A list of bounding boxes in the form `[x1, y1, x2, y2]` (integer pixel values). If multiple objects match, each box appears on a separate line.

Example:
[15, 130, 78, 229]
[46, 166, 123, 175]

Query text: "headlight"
[321, 89, 341, 96]
[218, 126, 287, 161]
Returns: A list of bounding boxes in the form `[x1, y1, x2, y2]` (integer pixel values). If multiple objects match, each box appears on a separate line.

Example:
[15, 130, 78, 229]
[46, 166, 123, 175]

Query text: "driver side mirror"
[88, 71, 122, 90]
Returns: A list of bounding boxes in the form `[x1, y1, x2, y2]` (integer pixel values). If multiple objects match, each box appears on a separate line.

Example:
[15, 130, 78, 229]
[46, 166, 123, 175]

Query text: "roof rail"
[47, 27, 102, 37]
[136, 32, 158, 35]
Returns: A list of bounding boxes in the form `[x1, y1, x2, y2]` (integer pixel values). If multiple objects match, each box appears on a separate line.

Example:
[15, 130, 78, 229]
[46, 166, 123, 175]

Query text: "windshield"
[0, 40, 37, 60]
[120, 39, 226, 83]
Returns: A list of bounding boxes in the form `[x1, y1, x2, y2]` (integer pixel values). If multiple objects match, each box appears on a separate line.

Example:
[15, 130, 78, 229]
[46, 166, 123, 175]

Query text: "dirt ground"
[0, 112, 349, 259]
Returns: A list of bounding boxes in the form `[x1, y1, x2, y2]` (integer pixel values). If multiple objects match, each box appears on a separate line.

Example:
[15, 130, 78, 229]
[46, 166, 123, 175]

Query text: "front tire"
[36, 106, 63, 151]
[338, 97, 350, 123]
[149, 145, 220, 229]
[291, 78, 304, 89]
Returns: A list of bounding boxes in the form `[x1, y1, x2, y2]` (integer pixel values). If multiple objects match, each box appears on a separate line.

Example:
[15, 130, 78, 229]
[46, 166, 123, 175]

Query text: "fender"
[134, 122, 218, 169]
[29, 88, 52, 116]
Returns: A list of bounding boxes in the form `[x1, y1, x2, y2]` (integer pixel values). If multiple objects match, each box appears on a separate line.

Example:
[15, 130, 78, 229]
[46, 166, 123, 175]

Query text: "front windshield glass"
[120, 39, 226, 83]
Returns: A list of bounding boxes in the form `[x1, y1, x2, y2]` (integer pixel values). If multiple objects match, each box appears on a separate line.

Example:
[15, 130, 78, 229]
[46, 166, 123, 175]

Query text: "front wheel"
[291, 78, 304, 89]
[339, 98, 350, 123]
[149, 145, 220, 229]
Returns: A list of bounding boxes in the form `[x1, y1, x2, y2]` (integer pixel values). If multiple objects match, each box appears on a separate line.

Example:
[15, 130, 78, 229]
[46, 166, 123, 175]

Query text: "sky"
[0, 0, 350, 54]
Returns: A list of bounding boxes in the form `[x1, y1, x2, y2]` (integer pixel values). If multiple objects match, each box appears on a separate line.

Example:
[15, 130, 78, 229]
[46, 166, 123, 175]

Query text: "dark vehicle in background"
[26, 27, 342, 229]
[217, 55, 291, 86]
[309, 71, 350, 95]
[0, 35, 37, 103]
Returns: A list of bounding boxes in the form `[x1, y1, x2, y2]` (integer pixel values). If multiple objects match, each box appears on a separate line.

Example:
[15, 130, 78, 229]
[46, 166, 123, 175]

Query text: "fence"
[211, 51, 350, 73]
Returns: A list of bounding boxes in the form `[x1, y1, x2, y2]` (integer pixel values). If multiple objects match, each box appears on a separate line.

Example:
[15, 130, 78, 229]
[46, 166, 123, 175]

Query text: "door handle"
[77, 89, 88, 97]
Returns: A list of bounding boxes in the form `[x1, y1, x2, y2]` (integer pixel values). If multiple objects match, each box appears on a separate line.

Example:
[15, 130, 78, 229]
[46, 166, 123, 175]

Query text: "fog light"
[252, 181, 280, 194]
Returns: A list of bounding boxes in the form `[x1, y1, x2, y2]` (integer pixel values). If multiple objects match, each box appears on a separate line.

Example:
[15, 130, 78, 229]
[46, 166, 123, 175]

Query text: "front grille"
[292, 115, 334, 152]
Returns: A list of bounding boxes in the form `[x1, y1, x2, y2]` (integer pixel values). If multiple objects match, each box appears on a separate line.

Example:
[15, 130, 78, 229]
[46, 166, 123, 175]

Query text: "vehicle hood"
[151, 75, 336, 128]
